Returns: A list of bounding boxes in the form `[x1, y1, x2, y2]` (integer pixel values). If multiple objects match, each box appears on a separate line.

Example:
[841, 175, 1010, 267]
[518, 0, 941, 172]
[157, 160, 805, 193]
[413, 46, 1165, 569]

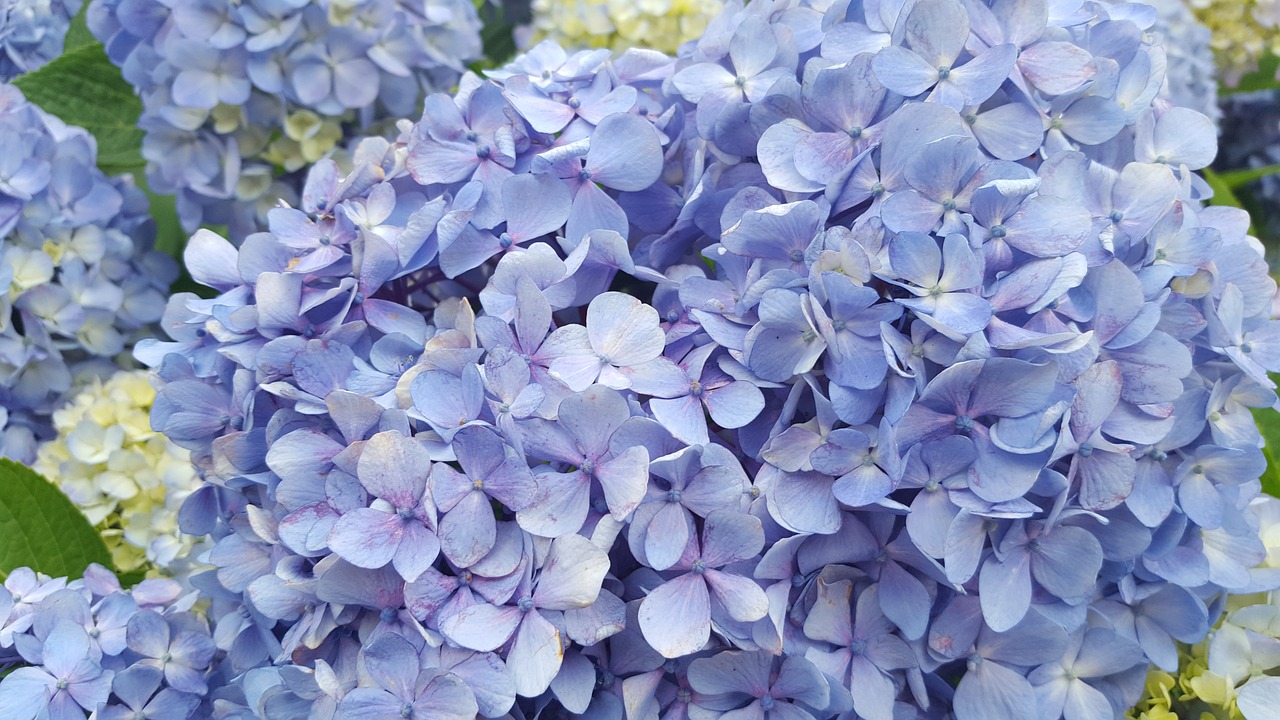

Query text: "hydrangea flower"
[0, 564, 215, 720]
[1126, 495, 1280, 720]
[1187, 0, 1280, 85]
[0, 0, 81, 80]
[1139, 0, 1220, 121]
[86, 0, 483, 238]
[527, 0, 723, 54]
[0, 84, 175, 464]
[135, 0, 1280, 717]
[33, 369, 203, 574]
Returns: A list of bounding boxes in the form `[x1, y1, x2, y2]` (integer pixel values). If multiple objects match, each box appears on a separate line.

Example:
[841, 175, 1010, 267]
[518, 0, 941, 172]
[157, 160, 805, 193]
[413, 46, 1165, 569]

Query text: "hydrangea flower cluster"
[0, 0, 81, 80]
[85, 0, 484, 238]
[0, 563, 217, 720]
[32, 369, 203, 575]
[1143, 0, 1219, 121]
[138, 0, 1280, 717]
[0, 83, 175, 465]
[527, 0, 722, 53]
[1187, 0, 1280, 85]
[1126, 496, 1280, 720]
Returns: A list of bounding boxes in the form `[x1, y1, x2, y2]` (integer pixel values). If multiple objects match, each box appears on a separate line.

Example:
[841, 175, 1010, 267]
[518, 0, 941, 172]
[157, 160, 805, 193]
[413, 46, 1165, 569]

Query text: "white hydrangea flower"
[34, 369, 205, 576]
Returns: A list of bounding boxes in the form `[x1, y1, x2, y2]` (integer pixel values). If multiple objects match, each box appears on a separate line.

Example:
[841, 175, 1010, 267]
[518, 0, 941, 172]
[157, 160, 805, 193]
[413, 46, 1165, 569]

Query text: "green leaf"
[0, 459, 113, 579]
[13, 42, 145, 174]
[1219, 163, 1280, 190]
[62, 1, 96, 52]
[1256, 405, 1280, 499]
[1223, 54, 1280, 95]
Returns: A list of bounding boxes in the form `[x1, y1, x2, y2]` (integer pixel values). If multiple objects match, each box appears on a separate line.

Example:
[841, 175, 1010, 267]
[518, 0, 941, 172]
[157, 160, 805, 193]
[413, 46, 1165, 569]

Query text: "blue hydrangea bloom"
[134, 0, 1280, 717]
[0, 564, 214, 720]
[0, 83, 175, 464]
[86, 0, 483, 238]
[0, 0, 81, 80]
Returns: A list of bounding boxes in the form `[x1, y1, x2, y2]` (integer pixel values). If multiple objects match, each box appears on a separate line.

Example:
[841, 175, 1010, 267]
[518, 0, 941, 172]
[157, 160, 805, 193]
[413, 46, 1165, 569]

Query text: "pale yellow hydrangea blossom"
[1188, 0, 1280, 85]
[1127, 496, 1280, 719]
[529, 0, 723, 54]
[33, 370, 203, 576]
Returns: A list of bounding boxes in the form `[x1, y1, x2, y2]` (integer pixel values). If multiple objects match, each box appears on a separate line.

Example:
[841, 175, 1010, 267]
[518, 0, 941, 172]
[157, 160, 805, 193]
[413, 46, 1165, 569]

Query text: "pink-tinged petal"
[1017, 40, 1095, 95]
[508, 611, 564, 698]
[638, 573, 711, 658]
[358, 430, 431, 507]
[327, 509, 402, 569]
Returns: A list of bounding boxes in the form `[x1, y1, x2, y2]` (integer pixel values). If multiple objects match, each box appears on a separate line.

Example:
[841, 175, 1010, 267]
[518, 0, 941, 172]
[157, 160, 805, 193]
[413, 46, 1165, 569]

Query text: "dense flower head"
[85, 0, 484, 239]
[0, 0, 81, 80]
[1126, 496, 1280, 720]
[139, 0, 1280, 717]
[1142, 0, 1219, 121]
[0, 83, 175, 465]
[527, 0, 723, 54]
[1188, 0, 1280, 85]
[33, 369, 203, 575]
[0, 563, 216, 720]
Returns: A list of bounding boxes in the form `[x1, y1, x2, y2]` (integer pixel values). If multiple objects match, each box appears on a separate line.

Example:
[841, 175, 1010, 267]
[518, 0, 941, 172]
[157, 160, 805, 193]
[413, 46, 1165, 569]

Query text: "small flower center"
[989, 225, 1006, 238]
[381, 607, 397, 622]
[847, 126, 864, 138]
[518, 595, 535, 612]
[1077, 444, 1093, 457]
[1241, 342, 1254, 354]
[1109, 210, 1124, 223]
[568, 97, 582, 109]
[667, 489, 683, 503]
[499, 232, 514, 249]
[955, 415, 975, 433]
[937, 66, 951, 79]
[735, 75, 747, 87]
[692, 559, 707, 574]
[760, 695, 776, 711]
[689, 380, 703, 396]
[476, 145, 491, 159]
